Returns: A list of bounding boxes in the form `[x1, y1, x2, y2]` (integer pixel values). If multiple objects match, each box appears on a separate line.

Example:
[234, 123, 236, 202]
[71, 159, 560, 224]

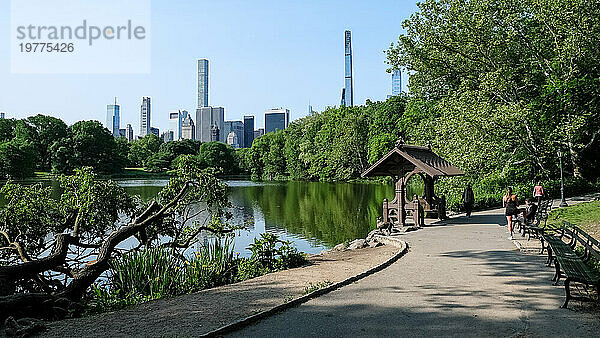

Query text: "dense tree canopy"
[51, 120, 127, 174]
[386, 0, 600, 180]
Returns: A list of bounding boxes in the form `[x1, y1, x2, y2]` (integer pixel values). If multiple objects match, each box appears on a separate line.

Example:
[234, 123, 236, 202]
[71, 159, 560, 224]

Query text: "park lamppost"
[557, 149, 568, 208]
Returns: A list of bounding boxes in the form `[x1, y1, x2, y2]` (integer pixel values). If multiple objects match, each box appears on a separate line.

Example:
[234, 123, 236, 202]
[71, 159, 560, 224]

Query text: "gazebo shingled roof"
[361, 144, 464, 178]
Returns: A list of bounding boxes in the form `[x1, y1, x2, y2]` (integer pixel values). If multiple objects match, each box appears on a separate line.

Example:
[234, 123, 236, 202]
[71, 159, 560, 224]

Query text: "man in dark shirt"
[519, 199, 537, 224]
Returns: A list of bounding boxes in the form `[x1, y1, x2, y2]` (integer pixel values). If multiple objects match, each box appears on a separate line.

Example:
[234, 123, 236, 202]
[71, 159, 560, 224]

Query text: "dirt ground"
[42, 244, 400, 337]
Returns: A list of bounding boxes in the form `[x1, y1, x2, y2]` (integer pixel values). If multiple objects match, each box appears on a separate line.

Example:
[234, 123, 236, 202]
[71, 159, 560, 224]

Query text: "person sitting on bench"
[517, 199, 537, 224]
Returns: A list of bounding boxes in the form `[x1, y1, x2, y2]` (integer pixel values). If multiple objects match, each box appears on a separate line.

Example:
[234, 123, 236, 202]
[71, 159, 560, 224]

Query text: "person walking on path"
[503, 187, 519, 240]
[462, 184, 475, 217]
[533, 182, 544, 204]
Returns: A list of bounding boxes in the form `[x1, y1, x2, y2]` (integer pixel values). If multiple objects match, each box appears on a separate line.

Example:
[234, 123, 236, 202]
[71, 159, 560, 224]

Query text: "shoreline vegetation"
[88, 233, 307, 315]
[0, 160, 307, 327]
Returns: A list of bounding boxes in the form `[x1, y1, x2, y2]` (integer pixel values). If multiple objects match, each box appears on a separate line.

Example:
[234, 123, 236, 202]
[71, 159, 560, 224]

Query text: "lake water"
[118, 179, 394, 255]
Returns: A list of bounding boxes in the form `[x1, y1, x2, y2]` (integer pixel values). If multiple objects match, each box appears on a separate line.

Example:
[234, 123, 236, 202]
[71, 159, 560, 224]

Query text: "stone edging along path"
[201, 235, 409, 337]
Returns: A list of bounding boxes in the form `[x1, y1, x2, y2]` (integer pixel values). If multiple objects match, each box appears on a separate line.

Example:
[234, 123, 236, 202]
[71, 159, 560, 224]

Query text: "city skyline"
[0, 1, 416, 132]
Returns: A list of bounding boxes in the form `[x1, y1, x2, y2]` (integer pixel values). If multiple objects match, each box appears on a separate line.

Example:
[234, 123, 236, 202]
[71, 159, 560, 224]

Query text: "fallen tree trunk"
[0, 234, 75, 297]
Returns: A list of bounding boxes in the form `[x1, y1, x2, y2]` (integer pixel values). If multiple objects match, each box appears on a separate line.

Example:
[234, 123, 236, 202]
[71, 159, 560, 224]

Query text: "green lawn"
[547, 200, 600, 239]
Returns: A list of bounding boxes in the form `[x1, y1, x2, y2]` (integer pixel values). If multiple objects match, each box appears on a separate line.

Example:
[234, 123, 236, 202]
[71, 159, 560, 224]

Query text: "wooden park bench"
[516, 199, 552, 240]
[541, 221, 600, 308]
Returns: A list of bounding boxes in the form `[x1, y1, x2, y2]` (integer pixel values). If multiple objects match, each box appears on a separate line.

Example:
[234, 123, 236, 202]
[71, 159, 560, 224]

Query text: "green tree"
[145, 139, 199, 172]
[128, 134, 163, 168]
[51, 120, 126, 174]
[197, 141, 237, 174]
[27, 114, 70, 170]
[386, 0, 600, 180]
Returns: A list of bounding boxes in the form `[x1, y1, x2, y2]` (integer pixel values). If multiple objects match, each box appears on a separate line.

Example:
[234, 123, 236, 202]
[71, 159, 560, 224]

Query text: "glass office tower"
[106, 97, 120, 137]
[265, 108, 289, 134]
[243, 115, 254, 148]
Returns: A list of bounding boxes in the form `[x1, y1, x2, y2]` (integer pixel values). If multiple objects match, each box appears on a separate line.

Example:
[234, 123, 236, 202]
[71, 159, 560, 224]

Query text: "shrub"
[88, 234, 305, 313]
[185, 237, 237, 290]
[248, 233, 307, 271]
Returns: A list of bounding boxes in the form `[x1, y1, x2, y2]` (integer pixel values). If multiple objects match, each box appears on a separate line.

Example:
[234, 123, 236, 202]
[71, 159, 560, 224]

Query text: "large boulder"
[367, 237, 383, 248]
[347, 239, 367, 250]
[332, 243, 347, 251]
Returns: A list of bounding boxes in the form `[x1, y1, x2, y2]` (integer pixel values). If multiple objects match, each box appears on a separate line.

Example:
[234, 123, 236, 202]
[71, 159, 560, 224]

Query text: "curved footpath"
[39, 194, 600, 337]
[230, 205, 600, 337]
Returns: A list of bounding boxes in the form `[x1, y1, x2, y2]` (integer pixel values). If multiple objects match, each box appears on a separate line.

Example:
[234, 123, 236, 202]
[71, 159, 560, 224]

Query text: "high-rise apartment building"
[198, 59, 209, 108]
[391, 68, 402, 96]
[265, 108, 290, 134]
[140, 97, 151, 137]
[223, 121, 244, 148]
[106, 98, 120, 137]
[169, 110, 188, 140]
[343, 30, 353, 106]
[125, 124, 134, 142]
[196, 106, 224, 142]
[243, 116, 254, 148]
[181, 114, 195, 140]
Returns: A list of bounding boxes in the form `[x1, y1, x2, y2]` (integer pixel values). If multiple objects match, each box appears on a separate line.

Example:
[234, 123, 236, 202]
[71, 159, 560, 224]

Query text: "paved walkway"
[230, 207, 600, 337]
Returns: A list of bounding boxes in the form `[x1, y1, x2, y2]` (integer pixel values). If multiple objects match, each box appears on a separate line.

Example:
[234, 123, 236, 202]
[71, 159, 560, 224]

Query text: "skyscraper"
[140, 97, 151, 137]
[181, 114, 195, 140]
[125, 124, 134, 142]
[161, 131, 174, 142]
[265, 108, 290, 134]
[223, 120, 244, 148]
[196, 106, 224, 142]
[391, 68, 402, 96]
[210, 125, 220, 142]
[343, 30, 353, 106]
[243, 116, 254, 148]
[169, 110, 188, 140]
[198, 59, 209, 108]
[106, 98, 120, 137]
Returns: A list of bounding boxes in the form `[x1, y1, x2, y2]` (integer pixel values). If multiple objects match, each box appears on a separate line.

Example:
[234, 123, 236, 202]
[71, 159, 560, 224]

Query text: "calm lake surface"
[118, 179, 394, 255]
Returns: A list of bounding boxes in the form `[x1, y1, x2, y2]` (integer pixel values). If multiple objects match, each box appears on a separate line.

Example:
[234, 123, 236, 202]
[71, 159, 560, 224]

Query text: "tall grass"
[87, 234, 306, 314]
[185, 237, 236, 290]
[111, 247, 186, 298]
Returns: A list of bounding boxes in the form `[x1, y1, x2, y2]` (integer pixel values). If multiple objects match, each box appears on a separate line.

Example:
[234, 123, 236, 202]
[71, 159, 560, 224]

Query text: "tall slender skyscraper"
[243, 116, 254, 148]
[125, 124, 134, 142]
[391, 68, 402, 96]
[140, 97, 151, 137]
[106, 97, 120, 137]
[343, 30, 353, 106]
[198, 59, 209, 108]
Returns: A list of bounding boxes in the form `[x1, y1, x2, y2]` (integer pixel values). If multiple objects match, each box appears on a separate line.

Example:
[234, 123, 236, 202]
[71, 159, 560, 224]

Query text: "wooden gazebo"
[361, 143, 464, 227]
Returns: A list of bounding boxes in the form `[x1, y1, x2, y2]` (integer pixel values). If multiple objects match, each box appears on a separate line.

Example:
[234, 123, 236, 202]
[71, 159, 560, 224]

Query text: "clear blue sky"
[0, 0, 418, 133]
